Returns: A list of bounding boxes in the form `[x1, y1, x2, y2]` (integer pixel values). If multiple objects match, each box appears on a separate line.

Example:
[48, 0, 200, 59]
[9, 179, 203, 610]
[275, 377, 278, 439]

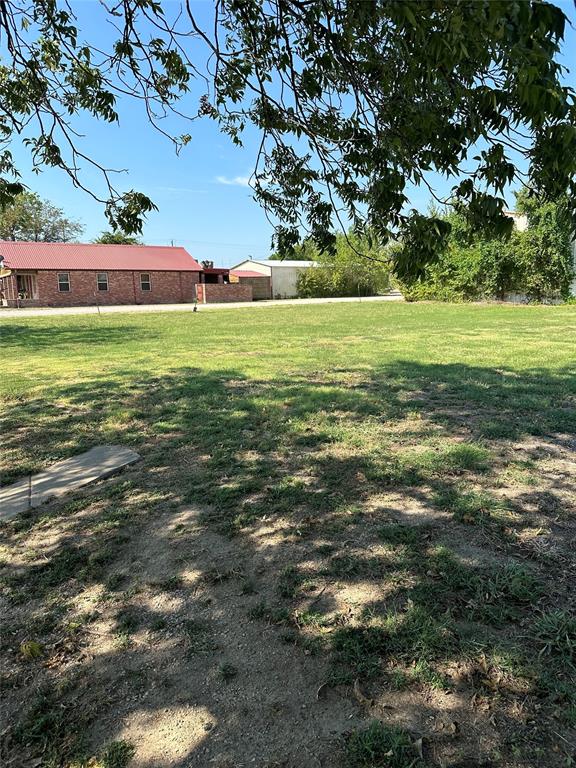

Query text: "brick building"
[0, 241, 203, 307]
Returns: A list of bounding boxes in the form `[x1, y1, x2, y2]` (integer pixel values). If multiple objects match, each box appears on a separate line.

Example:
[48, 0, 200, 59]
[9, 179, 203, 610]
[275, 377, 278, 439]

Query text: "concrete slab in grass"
[0, 445, 140, 520]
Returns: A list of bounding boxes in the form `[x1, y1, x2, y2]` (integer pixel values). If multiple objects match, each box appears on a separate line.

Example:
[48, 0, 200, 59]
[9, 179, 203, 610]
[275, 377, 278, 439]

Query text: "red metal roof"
[0, 241, 202, 271]
[230, 269, 268, 278]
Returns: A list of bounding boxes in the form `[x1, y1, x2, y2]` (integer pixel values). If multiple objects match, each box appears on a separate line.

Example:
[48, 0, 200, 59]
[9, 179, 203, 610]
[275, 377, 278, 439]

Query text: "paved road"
[0, 292, 403, 319]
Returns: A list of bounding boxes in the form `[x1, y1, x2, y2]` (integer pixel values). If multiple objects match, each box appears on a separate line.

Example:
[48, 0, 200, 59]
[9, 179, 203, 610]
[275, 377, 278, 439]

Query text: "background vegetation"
[0, 192, 82, 242]
[296, 232, 390, 298]
[93, 231, 141, 245]
[397, 193, 574, 302]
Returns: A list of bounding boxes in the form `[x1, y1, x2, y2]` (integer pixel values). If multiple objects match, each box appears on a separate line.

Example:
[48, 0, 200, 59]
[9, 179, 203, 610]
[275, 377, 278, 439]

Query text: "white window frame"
[140, 273, 151, 291]
[57, 272, 71, 292]
[97, 272, 109, 291]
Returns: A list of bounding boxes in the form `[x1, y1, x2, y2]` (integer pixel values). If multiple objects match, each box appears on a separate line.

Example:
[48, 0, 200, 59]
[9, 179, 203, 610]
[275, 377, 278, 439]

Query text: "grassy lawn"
[1, 302, 576, 767]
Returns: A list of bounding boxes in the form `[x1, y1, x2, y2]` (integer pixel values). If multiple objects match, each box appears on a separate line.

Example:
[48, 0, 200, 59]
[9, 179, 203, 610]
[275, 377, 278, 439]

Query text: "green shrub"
[397, 194, 574, 302]
[297, 231, 390, 298]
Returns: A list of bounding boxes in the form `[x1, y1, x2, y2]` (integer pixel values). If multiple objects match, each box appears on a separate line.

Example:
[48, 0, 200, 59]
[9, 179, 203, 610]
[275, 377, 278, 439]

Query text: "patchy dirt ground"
[2, 430, 576, 768]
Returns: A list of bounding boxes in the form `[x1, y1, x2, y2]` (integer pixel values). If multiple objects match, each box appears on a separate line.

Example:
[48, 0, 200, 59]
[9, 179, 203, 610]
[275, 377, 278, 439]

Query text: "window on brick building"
[97, 272, 109, 291]
[58, 273, 70, 292]
[140, 273, 151, 291]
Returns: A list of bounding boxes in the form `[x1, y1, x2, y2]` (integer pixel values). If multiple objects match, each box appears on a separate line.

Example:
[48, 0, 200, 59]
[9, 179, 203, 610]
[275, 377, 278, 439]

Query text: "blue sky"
[9, 1, 576, 267]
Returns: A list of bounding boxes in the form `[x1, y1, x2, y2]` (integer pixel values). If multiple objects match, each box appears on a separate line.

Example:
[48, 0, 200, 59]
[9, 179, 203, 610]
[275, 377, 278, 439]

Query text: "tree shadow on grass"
[2, 322, 148, 351]
[1, 361, 576, 766]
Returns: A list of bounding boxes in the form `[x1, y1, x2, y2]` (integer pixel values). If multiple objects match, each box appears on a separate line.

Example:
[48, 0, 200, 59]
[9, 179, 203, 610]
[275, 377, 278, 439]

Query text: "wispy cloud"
[215, 175, 251, 187]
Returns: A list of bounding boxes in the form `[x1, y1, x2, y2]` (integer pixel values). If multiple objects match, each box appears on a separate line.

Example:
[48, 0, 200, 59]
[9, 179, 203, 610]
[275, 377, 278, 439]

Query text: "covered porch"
[0, 270, 42, 308]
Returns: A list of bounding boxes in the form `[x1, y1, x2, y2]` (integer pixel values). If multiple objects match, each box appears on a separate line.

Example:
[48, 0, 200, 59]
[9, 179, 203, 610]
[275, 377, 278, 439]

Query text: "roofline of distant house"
[0, 241, 203, 271]
[0, 240, 188, 248]
[230, 259, 317, 269]
[258, 261, 317, 266]
[6, 267, 202, 272]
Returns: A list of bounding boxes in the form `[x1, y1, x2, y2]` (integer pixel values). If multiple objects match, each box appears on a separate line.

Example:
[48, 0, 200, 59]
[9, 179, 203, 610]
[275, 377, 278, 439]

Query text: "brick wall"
[236, 276, 272, 300]
[196, 283, 253, 303]
[2, 269, 200, 307]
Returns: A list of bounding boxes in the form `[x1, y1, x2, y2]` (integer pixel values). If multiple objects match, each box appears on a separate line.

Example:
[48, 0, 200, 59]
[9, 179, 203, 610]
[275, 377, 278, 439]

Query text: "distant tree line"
[0, 191, 141, 244]
[93, 231, 141, 244]
[396, 192, 574, 302]
[0, 191, 82, 242]
[290, 192, 573, 303]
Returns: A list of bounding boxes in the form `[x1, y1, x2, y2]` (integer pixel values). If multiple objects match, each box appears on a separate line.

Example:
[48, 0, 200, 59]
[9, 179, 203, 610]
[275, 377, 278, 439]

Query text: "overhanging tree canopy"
[0, 0, 574, 275]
